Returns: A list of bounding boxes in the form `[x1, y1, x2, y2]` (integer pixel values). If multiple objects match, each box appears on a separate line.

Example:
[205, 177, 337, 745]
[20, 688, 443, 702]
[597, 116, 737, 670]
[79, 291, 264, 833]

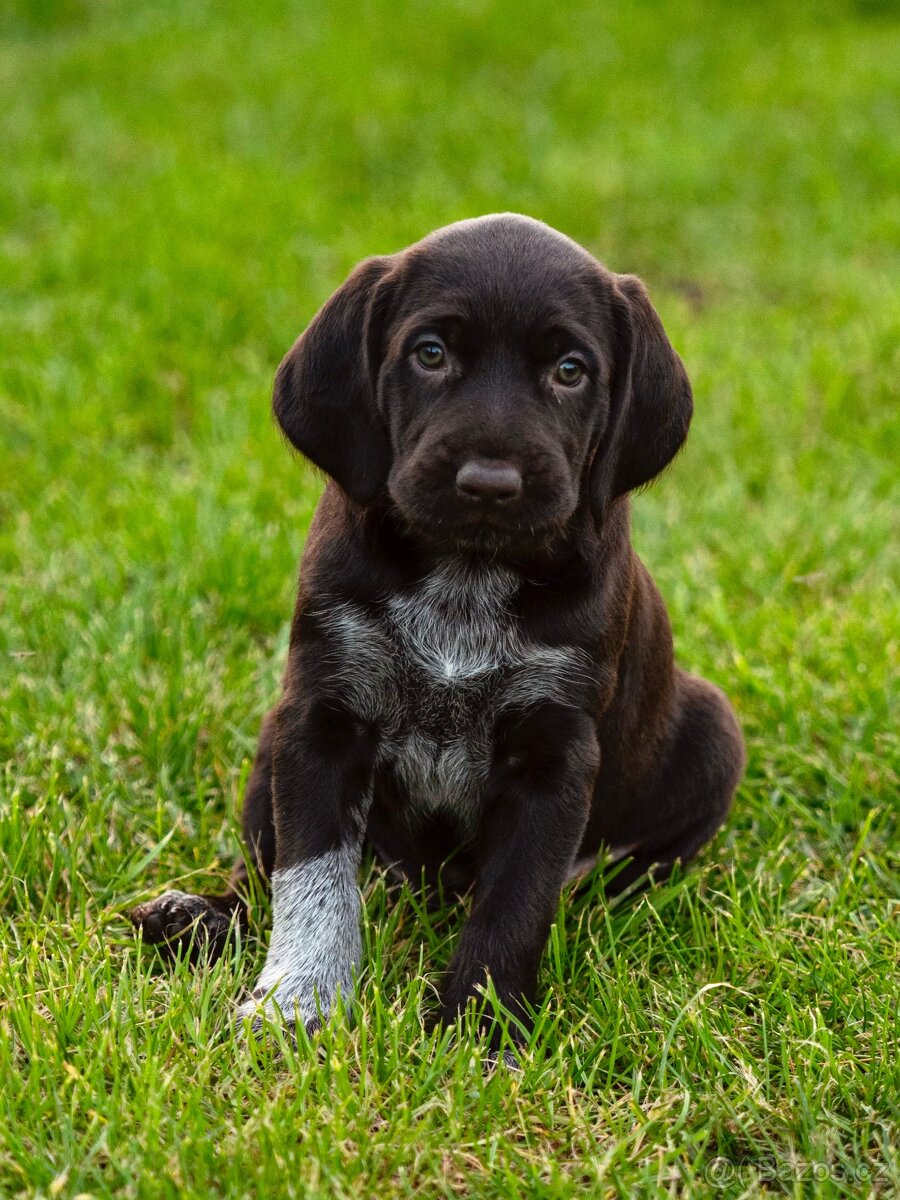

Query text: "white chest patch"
[315, 560, 590, 827]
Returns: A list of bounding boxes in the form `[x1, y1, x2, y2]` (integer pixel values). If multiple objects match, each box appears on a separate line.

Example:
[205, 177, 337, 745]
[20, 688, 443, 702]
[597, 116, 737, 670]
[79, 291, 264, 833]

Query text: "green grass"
[2, 0, 898, 1195]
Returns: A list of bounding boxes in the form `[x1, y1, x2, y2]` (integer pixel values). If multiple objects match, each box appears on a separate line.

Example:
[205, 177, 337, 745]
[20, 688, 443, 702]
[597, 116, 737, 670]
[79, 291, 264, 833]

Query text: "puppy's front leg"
[440, 705, 599, 1045]
[238, 698, 377, 1033]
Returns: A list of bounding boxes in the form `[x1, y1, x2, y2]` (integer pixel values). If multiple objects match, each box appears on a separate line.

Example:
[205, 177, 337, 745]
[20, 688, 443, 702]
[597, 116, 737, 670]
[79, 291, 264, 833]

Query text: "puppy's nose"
[456, 459, 523, 503]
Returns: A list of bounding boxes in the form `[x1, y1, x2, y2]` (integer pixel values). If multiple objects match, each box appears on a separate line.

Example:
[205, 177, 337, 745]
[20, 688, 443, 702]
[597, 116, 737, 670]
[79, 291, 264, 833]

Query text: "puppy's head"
[274, 214, 692, 551]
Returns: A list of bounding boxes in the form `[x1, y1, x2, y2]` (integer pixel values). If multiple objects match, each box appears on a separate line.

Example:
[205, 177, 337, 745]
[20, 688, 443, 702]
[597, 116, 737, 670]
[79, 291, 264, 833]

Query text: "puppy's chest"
[318, 562, 582, 819]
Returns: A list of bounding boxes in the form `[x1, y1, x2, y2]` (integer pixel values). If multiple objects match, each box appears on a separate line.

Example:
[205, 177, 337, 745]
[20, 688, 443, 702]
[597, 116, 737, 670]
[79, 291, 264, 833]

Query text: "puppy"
[132, 214, 745, 1048]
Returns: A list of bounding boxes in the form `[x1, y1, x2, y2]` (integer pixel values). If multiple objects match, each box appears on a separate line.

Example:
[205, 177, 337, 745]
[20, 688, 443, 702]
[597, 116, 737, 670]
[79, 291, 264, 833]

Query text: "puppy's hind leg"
[602, 674, 745, 899]
[130, 711, 277, 964]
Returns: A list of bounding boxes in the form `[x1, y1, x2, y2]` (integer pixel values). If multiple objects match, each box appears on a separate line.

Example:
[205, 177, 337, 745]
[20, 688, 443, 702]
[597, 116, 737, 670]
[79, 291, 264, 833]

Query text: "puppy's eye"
[554, 357, 584, 386]
[415, 341, 446, 370]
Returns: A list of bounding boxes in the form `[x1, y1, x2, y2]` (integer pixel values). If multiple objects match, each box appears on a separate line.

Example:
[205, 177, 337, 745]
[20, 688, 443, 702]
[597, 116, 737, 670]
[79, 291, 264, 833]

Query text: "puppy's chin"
[390, 501, 571, 558]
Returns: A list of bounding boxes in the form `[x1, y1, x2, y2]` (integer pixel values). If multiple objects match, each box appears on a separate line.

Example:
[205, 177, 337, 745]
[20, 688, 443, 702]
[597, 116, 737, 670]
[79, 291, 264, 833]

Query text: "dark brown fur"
[132, 215, 745, 1049]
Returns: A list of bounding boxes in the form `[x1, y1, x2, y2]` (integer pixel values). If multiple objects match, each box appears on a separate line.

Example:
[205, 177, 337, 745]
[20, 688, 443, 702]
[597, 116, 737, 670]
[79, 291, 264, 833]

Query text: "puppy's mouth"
[393, 503, 572, 555]
[387, 453, 579, 555]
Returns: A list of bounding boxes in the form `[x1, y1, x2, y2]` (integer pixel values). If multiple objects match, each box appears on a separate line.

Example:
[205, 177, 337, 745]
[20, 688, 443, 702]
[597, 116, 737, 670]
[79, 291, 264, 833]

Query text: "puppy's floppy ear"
[273, 256, 395, 505]
[590, 273, 693, 523]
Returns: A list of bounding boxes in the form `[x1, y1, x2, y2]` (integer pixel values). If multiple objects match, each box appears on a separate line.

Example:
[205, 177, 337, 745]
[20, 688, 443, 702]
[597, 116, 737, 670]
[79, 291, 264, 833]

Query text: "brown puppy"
[132, 214, 745, 1049]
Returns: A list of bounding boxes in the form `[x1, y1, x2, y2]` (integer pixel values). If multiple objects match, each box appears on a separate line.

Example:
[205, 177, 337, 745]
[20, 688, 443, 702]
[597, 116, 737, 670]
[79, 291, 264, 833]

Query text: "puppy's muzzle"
[455, 459, 523, 506]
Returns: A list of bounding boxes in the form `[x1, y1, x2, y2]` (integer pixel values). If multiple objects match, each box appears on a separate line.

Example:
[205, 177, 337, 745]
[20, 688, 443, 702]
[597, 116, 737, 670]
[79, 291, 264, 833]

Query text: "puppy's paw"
[130, 890, 235, 963]
[484, 1046, 523, 1073]
[235, 975, 337, 1038]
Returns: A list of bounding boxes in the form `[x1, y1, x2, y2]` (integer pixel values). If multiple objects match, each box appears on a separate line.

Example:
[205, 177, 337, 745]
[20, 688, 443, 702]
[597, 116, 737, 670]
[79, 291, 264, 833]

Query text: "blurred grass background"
[1, 0, 898, 1196]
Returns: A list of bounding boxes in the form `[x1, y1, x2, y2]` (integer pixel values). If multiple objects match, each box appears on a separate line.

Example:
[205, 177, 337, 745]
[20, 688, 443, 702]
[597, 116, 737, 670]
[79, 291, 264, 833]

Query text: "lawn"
[1, 0, 898, 1195]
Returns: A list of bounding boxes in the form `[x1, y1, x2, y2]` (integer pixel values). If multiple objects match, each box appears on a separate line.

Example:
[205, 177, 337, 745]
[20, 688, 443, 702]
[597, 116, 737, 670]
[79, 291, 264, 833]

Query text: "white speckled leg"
[238, 843, 363, 1032]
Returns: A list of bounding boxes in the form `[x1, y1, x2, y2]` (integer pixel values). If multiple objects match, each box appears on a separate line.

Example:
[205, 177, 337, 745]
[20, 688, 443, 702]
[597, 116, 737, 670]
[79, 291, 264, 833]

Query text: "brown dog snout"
[455, 459, 523, 504]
